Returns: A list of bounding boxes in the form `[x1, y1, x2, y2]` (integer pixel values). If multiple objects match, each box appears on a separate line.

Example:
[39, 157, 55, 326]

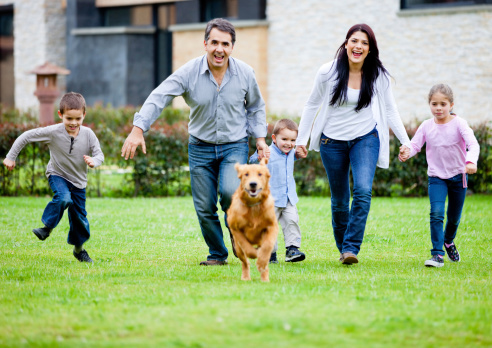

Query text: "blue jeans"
[188, 135, 249, 261]
[319, 128, 380, 255]
[428, 174, 467, 256]
[42, 175, 90, 247]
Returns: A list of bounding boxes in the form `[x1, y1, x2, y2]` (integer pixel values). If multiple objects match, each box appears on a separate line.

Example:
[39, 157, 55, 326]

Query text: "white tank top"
[323, 87, 376, 140]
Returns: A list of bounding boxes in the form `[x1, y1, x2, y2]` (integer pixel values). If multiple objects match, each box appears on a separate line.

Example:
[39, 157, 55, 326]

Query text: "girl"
[296, 24, 411, 264]
[399, 84, 479, 267]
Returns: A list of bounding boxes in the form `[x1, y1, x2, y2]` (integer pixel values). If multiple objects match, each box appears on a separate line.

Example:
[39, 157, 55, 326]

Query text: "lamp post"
[29, 62, 70, 125]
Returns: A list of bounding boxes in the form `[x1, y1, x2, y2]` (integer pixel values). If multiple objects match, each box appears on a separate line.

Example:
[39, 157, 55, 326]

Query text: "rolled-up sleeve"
[133, 69, 187, 132]
[245, 71, 267, 139]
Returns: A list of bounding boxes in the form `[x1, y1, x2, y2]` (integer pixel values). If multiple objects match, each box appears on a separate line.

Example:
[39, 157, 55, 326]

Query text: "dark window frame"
[0, 4, 14, 36]
[401, 0, 492, 10]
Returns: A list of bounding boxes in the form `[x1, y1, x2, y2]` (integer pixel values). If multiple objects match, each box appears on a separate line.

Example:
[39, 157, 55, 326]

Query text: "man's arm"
[255, 137, 270, 160]
[121, 65, 188, 160]
[244, 70, 268, 157]
[121, 126, 146, 160]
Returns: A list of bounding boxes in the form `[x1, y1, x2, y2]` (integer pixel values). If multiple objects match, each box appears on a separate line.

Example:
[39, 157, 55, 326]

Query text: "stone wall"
[0, 0, 66, 113]
[267, 0, 492, 124]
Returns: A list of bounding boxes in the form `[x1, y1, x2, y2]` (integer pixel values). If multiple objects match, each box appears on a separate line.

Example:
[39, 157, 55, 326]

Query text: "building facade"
[1, 0, 491, 123]
[266, 0, 492, 123]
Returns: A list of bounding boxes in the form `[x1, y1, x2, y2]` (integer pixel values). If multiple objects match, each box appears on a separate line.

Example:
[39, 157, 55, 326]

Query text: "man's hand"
[256, 137, 270, 160]
[465, 162, 477, 174]
[3, 158, 15, 171]
[121, 126, 146, 160]
[83, 155, 95, 168]
[398, 145, 410, 162]
[296, 145, 308, 159]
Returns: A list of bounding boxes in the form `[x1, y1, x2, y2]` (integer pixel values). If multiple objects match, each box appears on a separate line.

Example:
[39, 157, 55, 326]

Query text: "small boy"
[3, 92, 104, 262]
[250, 119, 305, 263]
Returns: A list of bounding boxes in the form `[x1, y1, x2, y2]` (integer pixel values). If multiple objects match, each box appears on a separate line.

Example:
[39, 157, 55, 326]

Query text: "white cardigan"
[297, 61, 411, 169]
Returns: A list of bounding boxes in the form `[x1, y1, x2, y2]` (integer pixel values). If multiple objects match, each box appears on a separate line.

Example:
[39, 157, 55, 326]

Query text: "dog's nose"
[249, 182, 257, 189]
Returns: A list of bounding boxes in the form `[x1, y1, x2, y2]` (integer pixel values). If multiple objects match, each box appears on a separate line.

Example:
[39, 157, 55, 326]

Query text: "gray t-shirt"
[6, 123, 104, 189]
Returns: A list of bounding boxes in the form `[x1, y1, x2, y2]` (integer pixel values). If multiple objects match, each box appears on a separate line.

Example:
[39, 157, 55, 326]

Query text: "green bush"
[1, 105, 491, 197]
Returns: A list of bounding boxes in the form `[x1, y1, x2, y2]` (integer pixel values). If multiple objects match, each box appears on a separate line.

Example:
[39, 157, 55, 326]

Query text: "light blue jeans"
[428, 174, 467, 256]
[188, 135, 249, 261]
[319, 128, 380, 255]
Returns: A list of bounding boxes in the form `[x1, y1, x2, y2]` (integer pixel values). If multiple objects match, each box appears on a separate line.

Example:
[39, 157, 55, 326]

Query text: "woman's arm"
[297, 64, 331, 146]
[380, 75, 411, 147]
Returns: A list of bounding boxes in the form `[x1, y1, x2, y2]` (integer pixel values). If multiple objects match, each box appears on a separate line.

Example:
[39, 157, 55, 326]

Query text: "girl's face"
[429, 92, 454, 124]
[345, 31, 370, 66]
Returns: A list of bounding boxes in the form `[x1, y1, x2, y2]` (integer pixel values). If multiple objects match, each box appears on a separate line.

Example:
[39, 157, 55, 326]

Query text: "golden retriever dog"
[227, 158, 278, 282]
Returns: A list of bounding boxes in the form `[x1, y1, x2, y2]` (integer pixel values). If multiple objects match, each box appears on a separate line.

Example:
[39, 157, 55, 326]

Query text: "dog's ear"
[260, 158, 269, 166]
[234, 163, 243, 177]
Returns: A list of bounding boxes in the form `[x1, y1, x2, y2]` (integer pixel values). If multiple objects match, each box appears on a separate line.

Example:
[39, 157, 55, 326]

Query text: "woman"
[296, 24, 411, 264]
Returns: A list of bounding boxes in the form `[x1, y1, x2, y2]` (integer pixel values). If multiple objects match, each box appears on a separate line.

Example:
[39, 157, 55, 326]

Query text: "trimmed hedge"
[1, 106, 491, 197]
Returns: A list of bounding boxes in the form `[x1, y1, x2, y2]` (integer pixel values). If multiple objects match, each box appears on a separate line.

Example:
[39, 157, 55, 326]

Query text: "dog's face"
[235, 158, 270, 199]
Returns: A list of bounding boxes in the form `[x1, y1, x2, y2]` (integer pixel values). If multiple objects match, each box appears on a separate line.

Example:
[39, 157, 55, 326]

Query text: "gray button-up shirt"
[133, 55, 267, 144]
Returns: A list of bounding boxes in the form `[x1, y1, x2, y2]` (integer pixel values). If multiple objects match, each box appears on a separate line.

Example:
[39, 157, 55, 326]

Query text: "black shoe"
[445, 242, 460, 262]
[73, 250, 93, 263]
[424, 254, 444, 268]
[269, 252, 279, 264]
[32, 227, 52, 241]
[285, 246, 305, 262]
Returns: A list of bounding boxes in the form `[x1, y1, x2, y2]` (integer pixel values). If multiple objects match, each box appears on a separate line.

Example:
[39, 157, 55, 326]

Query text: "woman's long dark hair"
[329, 24, 389, 112]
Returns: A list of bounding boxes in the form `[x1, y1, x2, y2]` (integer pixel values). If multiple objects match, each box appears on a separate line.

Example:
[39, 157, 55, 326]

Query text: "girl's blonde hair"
[428, 83, 455, 115]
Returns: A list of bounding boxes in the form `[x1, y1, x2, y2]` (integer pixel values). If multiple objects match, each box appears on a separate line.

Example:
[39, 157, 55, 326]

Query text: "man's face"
[204, 28, 234, 71]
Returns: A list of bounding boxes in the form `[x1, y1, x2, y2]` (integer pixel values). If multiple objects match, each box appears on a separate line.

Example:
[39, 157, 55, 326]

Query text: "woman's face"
[345, 31, 370, 66]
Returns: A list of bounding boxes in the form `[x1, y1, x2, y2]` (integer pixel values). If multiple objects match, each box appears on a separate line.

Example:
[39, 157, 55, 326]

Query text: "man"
[121, 18, 269, 266]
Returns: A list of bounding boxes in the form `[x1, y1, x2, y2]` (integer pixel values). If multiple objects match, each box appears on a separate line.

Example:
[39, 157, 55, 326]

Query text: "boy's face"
[58, 109, 85, 136]
[272, 128, 297, 155]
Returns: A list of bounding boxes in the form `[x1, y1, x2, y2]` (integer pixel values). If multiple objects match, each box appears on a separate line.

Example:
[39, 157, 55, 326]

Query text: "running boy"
[3, 92, 104, 262]
[399, 84, 479, 267]
[250, 119, 306, 263]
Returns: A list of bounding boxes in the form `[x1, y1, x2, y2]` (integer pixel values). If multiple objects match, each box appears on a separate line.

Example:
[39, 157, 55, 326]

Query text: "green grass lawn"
[0, 195, 491, 347]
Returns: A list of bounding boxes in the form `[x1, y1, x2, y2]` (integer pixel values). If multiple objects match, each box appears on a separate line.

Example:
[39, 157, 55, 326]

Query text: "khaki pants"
[272, 201, 302, 253]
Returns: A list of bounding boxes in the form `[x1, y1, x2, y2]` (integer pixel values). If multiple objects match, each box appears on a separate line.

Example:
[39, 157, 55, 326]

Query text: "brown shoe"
[200, 260, 228, 266]
[340, 252, 358, 265]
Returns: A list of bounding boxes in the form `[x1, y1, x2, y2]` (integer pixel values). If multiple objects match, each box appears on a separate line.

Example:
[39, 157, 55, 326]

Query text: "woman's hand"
[296, 145, 308, 159]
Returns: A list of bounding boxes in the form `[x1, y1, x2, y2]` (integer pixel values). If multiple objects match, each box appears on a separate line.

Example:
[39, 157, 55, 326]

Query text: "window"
[103, 5, 153, 26]
[200, 0, 238, 22]
[0, 4, 14, 107]
[0, 6, 13, 36]
[401, 0, 492, 10]
[100, 4, 176, 86]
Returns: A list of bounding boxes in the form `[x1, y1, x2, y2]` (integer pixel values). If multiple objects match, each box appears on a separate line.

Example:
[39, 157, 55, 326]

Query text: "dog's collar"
[241, 201, 261, 207]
